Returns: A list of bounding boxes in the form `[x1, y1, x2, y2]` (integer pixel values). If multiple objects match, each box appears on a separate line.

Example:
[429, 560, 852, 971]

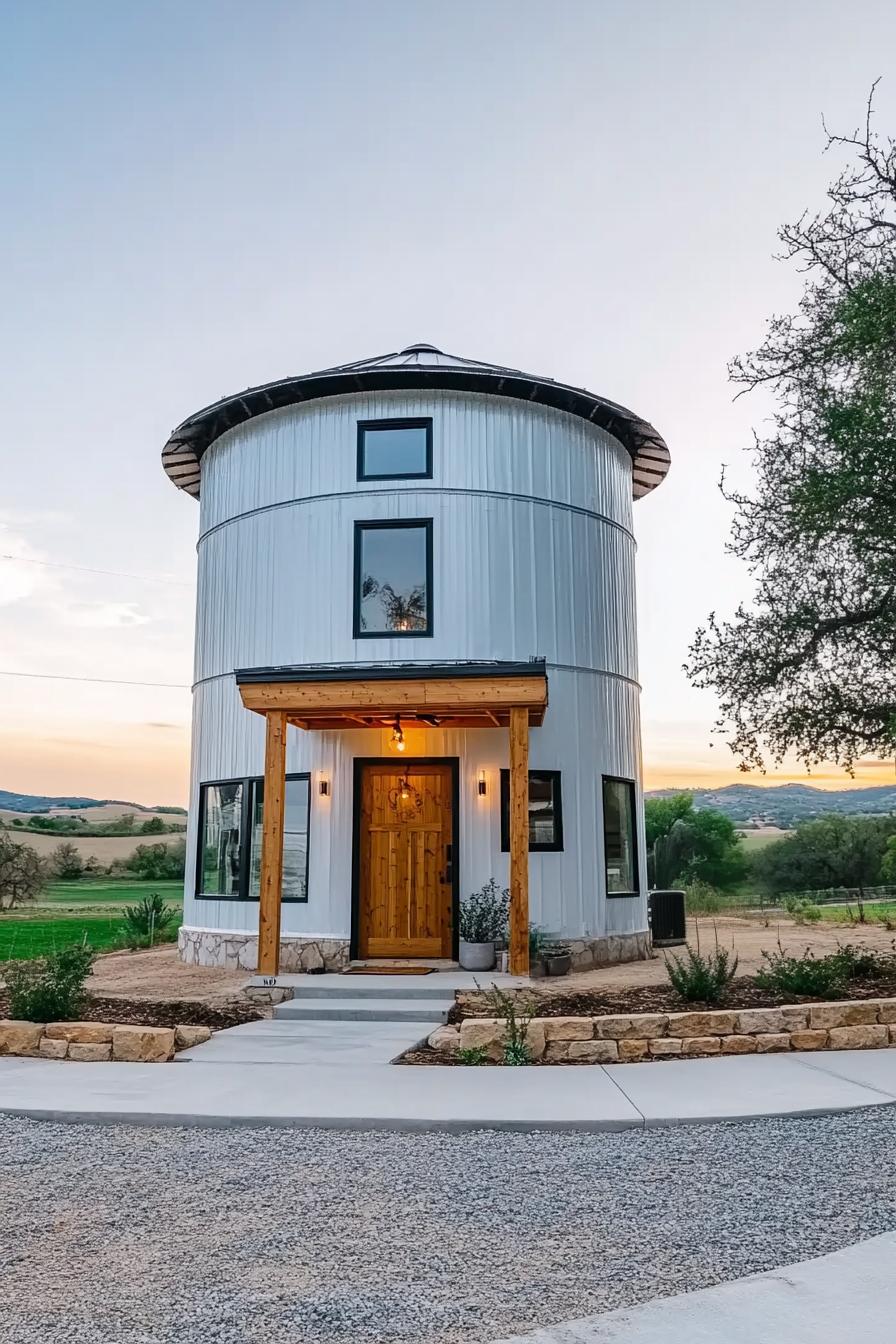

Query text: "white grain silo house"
[162, 344, 670, 977]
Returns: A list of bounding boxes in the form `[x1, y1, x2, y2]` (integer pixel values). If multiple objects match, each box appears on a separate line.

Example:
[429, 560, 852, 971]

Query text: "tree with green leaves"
[51, 840, 85, 881]
[753, 814, 896, 897]
[0, 835, 47, 909]
[688, 86, 896, 771]
[645, 793, 748, 890]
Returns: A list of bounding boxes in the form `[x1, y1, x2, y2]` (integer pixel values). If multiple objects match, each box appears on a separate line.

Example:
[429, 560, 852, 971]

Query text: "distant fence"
[763, 884, 896, 908]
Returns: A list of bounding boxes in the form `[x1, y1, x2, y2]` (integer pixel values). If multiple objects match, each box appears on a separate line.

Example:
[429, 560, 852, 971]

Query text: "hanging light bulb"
[391, 717, 405, 752]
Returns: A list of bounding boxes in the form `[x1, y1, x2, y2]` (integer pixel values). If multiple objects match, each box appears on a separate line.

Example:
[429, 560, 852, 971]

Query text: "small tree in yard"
[0, 835, 47, 909]
[51, 840, 85, 881]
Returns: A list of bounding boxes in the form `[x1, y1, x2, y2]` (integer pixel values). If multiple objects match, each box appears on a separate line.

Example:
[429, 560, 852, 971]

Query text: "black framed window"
[602, 776, 638, 896]
[357, 418, 432, 481]
[196, 774, 310, 902]
[499, 770, 563, 852]
[353, 519, 433, 637]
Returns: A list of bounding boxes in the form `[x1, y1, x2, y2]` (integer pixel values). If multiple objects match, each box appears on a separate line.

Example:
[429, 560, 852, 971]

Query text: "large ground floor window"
[499, 770, 563, 852]
[197, 774, 310, 902]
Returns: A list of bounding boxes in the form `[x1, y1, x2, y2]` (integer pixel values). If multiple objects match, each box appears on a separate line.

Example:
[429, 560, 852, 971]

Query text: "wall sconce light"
[319, 776, 331, 797]
[391, 717, 406, 752]
[478, 769, 487, 797]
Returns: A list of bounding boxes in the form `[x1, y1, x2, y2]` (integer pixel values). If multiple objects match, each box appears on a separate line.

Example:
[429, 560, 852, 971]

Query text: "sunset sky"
[2, 0, 895, 807]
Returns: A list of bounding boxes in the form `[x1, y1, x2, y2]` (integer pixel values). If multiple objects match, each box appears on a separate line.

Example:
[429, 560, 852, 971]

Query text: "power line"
[0, 670, 189, 689]
[1, 555, 193, 587]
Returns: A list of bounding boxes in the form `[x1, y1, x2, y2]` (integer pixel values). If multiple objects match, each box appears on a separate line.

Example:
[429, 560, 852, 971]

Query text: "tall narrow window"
[354, 520, 433, 637]
[197, 781, 245, 897]
[602, 777, 638, 896]
[500, 770, 563, 852]
[249, 775, 310, 902]
[357, 418, 432, 480]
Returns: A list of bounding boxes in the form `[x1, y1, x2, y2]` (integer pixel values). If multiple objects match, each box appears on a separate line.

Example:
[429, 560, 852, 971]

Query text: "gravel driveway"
[2, 1109, 895, 1344]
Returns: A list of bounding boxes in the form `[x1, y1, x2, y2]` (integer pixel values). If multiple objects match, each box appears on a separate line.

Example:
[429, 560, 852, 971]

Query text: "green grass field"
[0, 879, 183, 961]
[814, 901, 896, 925]
[37, 879, 183, 911]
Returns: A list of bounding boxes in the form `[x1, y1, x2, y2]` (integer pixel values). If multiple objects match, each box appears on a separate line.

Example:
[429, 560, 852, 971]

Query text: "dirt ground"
[548, 915, 896, 995]
[87, 945, 249, 1003]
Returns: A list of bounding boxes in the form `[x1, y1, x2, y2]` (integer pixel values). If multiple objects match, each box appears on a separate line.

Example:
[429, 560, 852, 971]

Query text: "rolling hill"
[0, 790, 186, 816]
[645, 783, 896, 827]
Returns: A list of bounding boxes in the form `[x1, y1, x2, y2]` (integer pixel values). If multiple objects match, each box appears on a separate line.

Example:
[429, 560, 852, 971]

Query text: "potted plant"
[458, 879, 509, 971]
[542, 942, 572, 977]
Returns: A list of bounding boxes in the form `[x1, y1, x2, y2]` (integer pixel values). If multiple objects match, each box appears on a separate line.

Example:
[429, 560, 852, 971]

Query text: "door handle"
[441, 842, 453, 885]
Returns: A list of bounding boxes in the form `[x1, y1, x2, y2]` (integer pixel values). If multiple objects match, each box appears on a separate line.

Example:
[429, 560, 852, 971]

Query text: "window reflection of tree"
[361, 575, 427, 631]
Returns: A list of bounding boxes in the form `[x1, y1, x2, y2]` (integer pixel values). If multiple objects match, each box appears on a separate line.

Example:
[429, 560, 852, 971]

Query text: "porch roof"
[234, 659, 548, 729]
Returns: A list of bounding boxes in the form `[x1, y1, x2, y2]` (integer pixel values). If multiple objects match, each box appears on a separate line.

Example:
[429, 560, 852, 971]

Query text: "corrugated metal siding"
[184, 389, 648, 943]
[184, 670, 647, 940]
[199, 391, 634, 537]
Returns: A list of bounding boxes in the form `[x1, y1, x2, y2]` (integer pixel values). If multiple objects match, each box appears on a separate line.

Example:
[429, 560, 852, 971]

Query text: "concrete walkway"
[2, 1016, 896, 1129]
[490, 1232, 896, 1343]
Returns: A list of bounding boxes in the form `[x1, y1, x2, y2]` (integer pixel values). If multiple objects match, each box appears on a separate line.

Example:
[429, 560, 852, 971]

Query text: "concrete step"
[291, 980, 457, 1001]
[273, 997, 452, 1024]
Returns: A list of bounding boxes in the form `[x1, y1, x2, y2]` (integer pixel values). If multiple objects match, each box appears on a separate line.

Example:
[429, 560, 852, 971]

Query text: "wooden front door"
[357, 762, 454, 958]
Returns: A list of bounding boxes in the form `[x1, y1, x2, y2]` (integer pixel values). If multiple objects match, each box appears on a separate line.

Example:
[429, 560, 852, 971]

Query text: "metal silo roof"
[161, 343, 670, 499]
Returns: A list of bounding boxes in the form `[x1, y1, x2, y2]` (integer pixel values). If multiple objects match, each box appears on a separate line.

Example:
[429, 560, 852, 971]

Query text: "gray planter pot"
[459, 939, 496, 971]
[543, 953, 572, 977]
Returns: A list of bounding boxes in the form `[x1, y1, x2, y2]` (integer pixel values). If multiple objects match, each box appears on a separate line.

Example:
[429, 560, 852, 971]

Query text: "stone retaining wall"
[0, 1021, 211, 1062]
[432, 998, 896, 1063]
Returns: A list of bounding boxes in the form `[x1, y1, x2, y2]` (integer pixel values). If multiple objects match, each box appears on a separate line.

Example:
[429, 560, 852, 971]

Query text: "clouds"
[62, 601, 151, 629]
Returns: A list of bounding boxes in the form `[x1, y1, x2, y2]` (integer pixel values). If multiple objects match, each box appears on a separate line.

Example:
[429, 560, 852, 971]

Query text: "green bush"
[755, 946, 846, 998]
[783, 896, 823, 924]
[6, 943, 95, 1022]
[482, 982, 536, 1065]
[459, 879, 509, 943]
[665, 944, 739, 1003]
[121, 892, 178, 946]
[831, 943, 896, 980]
[684, 880, 724, 914]
[456, 1046, 487, 1066]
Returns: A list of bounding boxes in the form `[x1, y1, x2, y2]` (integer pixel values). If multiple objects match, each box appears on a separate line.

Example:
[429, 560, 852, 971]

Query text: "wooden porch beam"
[508, 705, 530, 977]
[257, 710, 287, 975]
[239, 674, 547, 715]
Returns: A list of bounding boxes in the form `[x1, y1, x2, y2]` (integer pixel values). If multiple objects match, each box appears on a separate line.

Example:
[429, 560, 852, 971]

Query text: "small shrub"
[481, 981, 537, 1065]
[831, 943, 896, 981]
[6, 942, 96, 1022]
[665, 944, 739, 1003]
[459, 879, 509, 943]
[456, 1046, 487, 1066]
[684, 880, 724, 914]
[529, 924, 548, 961]
[121, 892, 178, 946]
[755, 945, 846, 999]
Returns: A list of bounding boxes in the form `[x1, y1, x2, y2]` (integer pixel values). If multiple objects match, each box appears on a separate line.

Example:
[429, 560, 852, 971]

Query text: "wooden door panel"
[358, 763, 453, 958]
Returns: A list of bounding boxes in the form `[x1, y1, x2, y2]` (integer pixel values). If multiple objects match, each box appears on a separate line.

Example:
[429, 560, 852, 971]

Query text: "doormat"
[342, 966, 436, 976]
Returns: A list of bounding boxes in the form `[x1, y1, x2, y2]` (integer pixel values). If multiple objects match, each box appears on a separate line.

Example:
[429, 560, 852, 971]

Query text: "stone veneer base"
[178, 927, 350, 972]
[177, 927, 650, 973]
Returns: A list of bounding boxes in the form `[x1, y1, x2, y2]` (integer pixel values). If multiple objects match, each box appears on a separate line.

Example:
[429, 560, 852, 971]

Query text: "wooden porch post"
[508, 706, 530, 977]
[257, 710, 287, 975]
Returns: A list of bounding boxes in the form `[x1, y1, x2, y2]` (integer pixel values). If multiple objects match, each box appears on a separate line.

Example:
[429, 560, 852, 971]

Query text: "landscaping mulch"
[0, 992, 262, 1032]
[451, 972, 896, 1022]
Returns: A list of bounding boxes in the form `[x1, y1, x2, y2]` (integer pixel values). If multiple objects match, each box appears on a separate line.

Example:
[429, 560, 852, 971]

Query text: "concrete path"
[3, 1021, 896, 1130]
[490, 1232, 896, 1342]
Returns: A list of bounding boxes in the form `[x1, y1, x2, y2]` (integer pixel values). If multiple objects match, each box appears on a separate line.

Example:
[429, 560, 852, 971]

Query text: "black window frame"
[499, 769, 564, 853]
[195, 773, 311, 903]
[353, 518, 434, 639]
[601, 774, 639, 898]
[357, 417, 433, 481]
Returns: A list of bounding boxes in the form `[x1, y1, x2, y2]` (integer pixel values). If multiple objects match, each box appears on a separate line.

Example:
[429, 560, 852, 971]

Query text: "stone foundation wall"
[178, 927, 350, 972]
[433, 998, 896, 1063]
[178, 927, 649, 974]
[0, 1020, 210, 1062]
[564, 930, 651, 972]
